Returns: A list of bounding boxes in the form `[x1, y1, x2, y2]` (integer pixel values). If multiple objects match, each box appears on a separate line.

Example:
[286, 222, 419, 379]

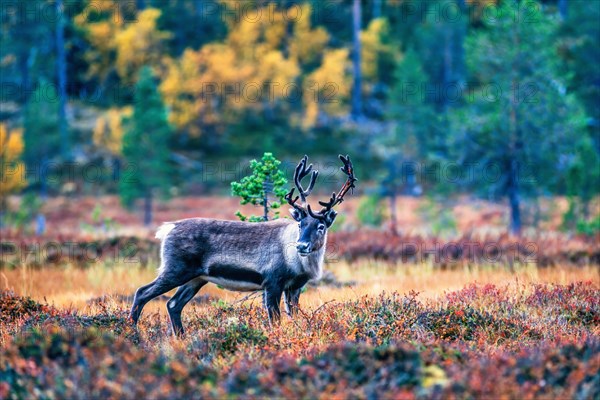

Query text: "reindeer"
[129, 155, 356, 335]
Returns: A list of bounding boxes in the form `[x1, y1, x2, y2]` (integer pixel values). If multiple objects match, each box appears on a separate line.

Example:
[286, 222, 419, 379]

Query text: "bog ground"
[1, 196, 599, 398]
[3, 1, 599, 398]
[1, 259, 599, 398]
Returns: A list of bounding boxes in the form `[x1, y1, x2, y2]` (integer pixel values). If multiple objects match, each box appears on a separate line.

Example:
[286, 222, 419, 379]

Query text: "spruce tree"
[564, 136, 600, 227]
[22, 81, 62, 234]
[379, 49, 436, 233]
[449, 0, 587, 235]
[119, 66, 173, 225]
[23, 81, 61, 176]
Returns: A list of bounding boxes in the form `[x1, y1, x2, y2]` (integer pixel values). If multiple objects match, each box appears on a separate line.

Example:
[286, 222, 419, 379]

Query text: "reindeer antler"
[294, 155, 318, 203]
[286, 155, 319, 212]
[287, 155, 356, 219]
[285, 187, 303, 213]
[307, 155, 357, 219]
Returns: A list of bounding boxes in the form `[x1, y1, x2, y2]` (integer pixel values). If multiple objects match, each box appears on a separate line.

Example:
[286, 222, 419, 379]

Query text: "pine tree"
[450, 0, 588, 235]
[119, 66, 173, 225]
[378, 49, 436, 233]
[413, 0, 467, 111]
[23, 81, 61, 197]
[565, 136, 600, 225]
[559, 1, 600, 151]
[231, 153, 288, 222]
[351, 0, 363, 120]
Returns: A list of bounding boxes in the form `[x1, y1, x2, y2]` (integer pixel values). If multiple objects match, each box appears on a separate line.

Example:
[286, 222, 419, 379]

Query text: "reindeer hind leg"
[166, 277, 207, 336]
[129, 260, 198, 325]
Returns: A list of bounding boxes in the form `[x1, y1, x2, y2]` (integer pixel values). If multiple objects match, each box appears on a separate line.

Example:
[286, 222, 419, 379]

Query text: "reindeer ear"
[290, 208, 304, 221]
[324, 209, 337, 227]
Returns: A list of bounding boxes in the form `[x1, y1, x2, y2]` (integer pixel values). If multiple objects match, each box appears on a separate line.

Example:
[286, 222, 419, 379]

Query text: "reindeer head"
[285, 155, 357, 256]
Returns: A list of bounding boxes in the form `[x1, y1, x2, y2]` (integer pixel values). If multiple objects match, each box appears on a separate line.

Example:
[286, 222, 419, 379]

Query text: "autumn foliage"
[0, 124, 25, 206]
[0, 280, 598, 399]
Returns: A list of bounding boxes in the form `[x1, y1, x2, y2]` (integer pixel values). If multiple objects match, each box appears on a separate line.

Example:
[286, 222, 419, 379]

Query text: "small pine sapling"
[231, 153, 288, 222]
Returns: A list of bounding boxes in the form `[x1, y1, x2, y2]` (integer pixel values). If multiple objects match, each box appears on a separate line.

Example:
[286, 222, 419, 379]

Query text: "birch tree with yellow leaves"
[76, 5, 171, 87]
[92, 107, 133, 156]
[0, 124, 25, 209]
[159, 3, 349, 136]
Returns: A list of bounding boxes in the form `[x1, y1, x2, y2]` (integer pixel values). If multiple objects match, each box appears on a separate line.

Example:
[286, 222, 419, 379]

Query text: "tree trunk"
[55, 0, 69, 160]
[144, 192, 153, 226]
[351, 0, 362, 120]
[581, 198, 590, 220]
[0, 199, 5, 228]
[18, 52, 30, 103]
[40, 156, 49, 201]
[281, 0, 293, 59]
[507, 159, 521, 235]
[263, 189, 269, 221]
[454, 0, 466, 88]
[18, 47, 37, 103]
[439, 0, 466, 111]
[262, 178, 273, 221]
[372, 0, 382, 19]
[36, 156, 49, 236]
[507, 20, 523, 236]
[35, 213, 46, 236]
[389, 193, 398, 235]
[441, 28, 452, 111]
[112, 157, 121, 184]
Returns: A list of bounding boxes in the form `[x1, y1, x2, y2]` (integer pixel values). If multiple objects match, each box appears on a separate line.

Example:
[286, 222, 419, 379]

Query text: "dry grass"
[2, 259, 598, 399]
[2, 260, 597, 317]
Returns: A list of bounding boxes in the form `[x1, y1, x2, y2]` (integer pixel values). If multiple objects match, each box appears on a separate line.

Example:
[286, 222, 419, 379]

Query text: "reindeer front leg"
[284, 288, 301, 317]
[263, 286, 283, 326]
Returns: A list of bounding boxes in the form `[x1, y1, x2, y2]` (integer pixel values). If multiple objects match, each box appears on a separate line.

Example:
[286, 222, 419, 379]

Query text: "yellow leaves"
[88, 21, 113, 44]
[75, 1, 121, 82]
[202, 45, 250, 84]
[309, 49, 351, 98]
[0, 123, 25, 202]
[225, 3, 328, 68]
[290, 4, 329, 66]
[81, 19, 118, 81]
[76, 2, 355, 136]
[303, 49, 351, 128]
[228, 18, 263, 59]
[361, 18, 391, 82]
[264, 15, 287, 50]
[114, 9, 172, 83]
[160, 54, 197, 132]
[0, 124, 23, 158]
[254, 51, 300, 93]
[160, 3, 338, 136]
[74, 0, 124, 29]
[160, 46, 231, 136]
[225, 4, 287, 59]
[155, 3, 345, 134]
[77, 7, 170, 83]
[93, 107, 132, 155]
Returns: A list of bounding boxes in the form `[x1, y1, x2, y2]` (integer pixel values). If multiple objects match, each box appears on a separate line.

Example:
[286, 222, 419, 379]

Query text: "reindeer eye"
[317, 224, 325, 231]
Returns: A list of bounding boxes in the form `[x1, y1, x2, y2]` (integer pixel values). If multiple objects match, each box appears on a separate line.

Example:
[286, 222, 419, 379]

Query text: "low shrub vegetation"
[1, 279, 598, 399]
